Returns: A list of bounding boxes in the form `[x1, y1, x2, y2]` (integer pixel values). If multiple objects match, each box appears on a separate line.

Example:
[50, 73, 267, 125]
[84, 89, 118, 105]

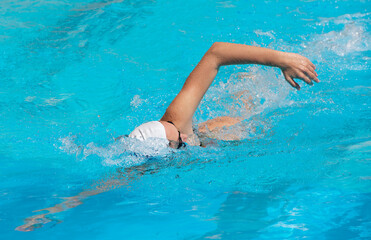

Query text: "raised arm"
[161, 42, 319, 134]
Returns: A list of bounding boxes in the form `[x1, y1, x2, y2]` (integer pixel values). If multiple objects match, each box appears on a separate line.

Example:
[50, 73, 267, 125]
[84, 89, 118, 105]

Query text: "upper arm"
[160, 43, 222, 134]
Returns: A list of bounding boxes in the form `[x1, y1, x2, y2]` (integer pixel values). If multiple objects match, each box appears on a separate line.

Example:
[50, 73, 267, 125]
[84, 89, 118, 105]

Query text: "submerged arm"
[161, 42, 319, 133]
[15, 165, 147, 232]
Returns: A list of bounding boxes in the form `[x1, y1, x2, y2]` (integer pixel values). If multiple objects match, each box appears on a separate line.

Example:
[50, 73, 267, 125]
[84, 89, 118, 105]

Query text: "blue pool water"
[1, 0, 370, 239]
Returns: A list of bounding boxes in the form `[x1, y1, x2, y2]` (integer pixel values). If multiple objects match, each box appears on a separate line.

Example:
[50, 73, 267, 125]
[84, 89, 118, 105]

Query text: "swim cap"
[129, 121, 168, 142]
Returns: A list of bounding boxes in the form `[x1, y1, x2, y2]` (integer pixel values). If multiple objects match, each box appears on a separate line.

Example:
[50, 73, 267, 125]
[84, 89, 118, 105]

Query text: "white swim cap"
[129, 121, 168, 142]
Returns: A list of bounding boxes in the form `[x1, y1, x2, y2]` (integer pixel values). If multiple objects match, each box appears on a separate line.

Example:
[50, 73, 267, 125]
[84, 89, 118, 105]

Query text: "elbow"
[208, 42, 224, 56]
[207, 42, 225, 67]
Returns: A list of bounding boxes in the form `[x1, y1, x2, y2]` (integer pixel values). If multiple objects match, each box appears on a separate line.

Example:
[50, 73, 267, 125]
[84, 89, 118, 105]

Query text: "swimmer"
[16, 42, 319, 231]
[127, 42, 319, 148]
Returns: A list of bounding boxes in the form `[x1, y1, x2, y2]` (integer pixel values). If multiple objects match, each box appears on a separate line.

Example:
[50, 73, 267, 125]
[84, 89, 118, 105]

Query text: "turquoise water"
[1, 0, 370, 239]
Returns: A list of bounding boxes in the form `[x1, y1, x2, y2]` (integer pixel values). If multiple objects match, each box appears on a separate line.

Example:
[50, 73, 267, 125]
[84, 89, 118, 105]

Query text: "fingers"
[284, 72, 300, 90]
[304, 66, 320, 83]
[309, 73, 320, 83]
[298, 72, 313, 85]
[303, 56, 316, 70]
[308, 61, 316, 70]
[307, 61, 320, 83]
[311, 63, 316, 70]
[281, 56, 320, 90]
[307, 63, 316, 72]
[302, 57, 319, 82]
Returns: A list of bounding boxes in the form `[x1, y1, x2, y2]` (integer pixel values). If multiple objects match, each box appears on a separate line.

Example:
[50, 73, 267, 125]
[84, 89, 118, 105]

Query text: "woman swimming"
[127, 42, 319, 148]
[16, 42, 319, 231]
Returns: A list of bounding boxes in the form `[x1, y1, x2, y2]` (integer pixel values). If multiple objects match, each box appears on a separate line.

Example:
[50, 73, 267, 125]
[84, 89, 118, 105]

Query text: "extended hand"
[279, 52, 319, 90]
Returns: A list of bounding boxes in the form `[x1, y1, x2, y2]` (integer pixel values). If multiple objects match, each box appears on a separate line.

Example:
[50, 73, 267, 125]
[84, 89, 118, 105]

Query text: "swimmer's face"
[160, 121, 188, 149]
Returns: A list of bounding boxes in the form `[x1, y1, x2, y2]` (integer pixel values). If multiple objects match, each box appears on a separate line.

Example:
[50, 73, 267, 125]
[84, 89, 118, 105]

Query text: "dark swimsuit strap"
[166, 121, 176, 127]
[166, 121, 186, 149]
[167, 121, 203, 147]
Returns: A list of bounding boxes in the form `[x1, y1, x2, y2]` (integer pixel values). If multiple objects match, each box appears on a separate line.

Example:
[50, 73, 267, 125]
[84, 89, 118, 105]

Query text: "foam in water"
[304, 12, 370, 72]
[318, 12, 371, 27]
[310, 24, 370, 57]
[58, 135, 172, 167]
[194, 65, 292, 140]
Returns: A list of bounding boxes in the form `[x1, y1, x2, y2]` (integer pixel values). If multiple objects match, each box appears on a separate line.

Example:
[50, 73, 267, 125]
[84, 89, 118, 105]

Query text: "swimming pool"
[1, 0, 370, 239]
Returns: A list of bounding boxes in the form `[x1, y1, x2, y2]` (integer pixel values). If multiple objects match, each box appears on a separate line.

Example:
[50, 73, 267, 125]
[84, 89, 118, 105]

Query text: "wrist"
[273, 51, 288, 69]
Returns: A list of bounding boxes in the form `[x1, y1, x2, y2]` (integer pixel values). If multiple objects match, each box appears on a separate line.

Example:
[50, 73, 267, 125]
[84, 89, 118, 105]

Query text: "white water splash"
[304, 12, 371, 58]
[254, 29, 276, 40]
[130, 94, 145, 108]
[309, 24, 370, 57]
[318, 12, 371, 27]
[200, 66, 291, 120]
[196, 66, 292, 140]
[58, 135, 171, 167]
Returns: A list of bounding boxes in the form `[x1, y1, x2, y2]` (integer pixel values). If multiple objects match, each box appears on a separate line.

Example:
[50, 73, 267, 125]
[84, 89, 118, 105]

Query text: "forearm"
[209, 42, 285, 68]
